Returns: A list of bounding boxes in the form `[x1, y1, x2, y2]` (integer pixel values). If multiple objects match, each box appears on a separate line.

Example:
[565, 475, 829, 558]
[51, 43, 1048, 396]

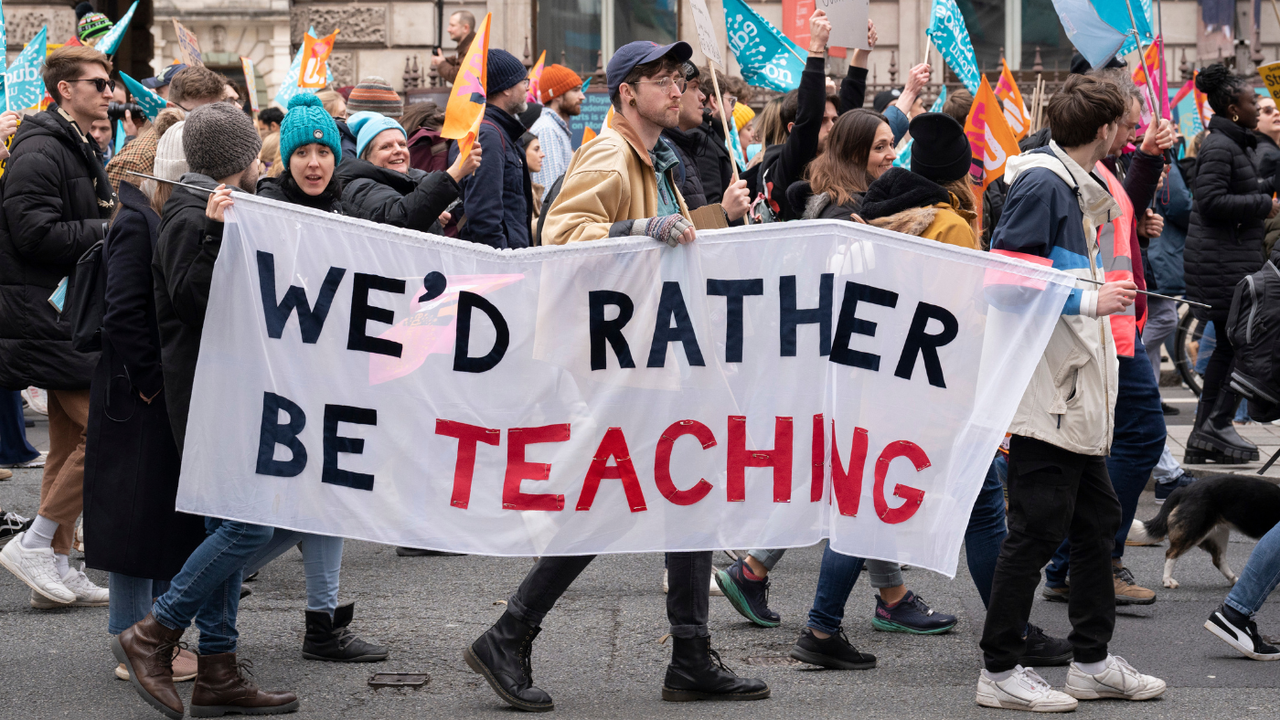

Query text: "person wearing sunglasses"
[0, 45, 117, 609]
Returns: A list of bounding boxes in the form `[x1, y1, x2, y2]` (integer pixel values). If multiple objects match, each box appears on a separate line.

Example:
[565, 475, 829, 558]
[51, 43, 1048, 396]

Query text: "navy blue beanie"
[487, 49, 527, 95]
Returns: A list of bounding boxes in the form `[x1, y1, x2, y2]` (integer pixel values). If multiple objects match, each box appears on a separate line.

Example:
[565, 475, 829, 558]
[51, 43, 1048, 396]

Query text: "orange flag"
[526, 49, 546, 104]
[442, 12, 492, 161]
[580, 126, 597, 144]
[994, 59, 1030, 141]
[964, 76, 1021, 194]
[299, 30, 340, 88]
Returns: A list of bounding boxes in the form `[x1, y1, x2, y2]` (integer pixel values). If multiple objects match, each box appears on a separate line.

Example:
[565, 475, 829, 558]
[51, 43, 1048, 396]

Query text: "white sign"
[688, 0, 726, 69]
[176, 198, 1072, 577]
[824, 0, 872, 51]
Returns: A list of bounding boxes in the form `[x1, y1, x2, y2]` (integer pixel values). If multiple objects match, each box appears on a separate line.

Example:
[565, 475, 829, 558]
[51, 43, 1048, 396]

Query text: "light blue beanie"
[280, 93, 342, 165]
[350, 110, 407, 159]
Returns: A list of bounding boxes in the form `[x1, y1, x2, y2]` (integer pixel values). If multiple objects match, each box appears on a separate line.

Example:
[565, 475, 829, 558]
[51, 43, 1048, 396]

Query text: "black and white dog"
[1130, 475, 1280, 589]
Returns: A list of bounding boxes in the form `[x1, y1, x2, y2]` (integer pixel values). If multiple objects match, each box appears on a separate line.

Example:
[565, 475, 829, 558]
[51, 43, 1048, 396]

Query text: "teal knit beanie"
[280, 94, 342, 167]
[350, 111, 407, 159]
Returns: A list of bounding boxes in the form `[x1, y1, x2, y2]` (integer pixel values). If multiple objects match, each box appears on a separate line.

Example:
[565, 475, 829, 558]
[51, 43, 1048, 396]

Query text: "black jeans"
[1196, 311, 1240, 426]
[507, 551, 712, 639]
[980, 435, 1121, 672]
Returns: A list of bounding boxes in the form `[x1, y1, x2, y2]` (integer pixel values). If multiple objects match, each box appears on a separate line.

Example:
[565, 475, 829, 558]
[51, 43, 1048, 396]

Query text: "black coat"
[0, 108, 114, 390]
[687, 111, 735, 205]
[256, 174, 346, 214]
[84, 182, 205, 579]
[153, 173, 227, 449]
[1185, 115, 1275, 319]
[743, 56, 827, 221]
[451, 105, 532, 248]
[661, 128, 709, 209]
[338, 159, 459, 233]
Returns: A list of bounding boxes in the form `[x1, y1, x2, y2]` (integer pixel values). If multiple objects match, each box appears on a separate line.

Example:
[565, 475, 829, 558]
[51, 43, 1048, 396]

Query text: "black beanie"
[909, 112, 972, 185]
[1069, 51, 1126, 76]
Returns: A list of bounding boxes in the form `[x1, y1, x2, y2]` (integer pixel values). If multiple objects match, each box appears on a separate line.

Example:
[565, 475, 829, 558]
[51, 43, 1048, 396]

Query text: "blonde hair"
[317, 90, 345, 118]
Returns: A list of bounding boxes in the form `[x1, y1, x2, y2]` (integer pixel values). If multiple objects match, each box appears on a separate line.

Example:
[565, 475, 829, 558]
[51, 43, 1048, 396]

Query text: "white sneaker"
[29, 564, 108, 608]
[976, 666, 1079, 712]
[0, 532, 74, 604]
[21, 387, 47, 415]
[662, 568, 669, 593]
[660, 568, 723, 596]
[1065, 655, 1166, 701]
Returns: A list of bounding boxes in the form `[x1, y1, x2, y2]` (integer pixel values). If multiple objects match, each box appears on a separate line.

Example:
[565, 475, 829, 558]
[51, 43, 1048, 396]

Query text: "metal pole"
[1122, 0, 1163, 120]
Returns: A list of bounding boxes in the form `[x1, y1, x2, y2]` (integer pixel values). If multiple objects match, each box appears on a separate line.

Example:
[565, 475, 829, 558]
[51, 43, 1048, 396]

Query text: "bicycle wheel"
[1174, 308, 1204, 396]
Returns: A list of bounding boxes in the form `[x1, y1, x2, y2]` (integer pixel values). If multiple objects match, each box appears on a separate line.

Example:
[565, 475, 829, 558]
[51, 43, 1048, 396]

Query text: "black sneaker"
[871, 591, 957, 634]
[1161, 402, 1180, 416]
[1205, 605, 1280, 661]
[716, 558, 780, 627]
[1018, 623, 1073, 666]
[789, 627, 876, 669]
[0, 510, 32, 547]
[1154, 472, 1196, 505]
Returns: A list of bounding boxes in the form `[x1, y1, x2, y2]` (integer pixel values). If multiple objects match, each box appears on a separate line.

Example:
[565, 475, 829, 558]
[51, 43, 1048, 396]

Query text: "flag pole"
[708, 63, 739, 183]
[1122, 0, 1162, 122]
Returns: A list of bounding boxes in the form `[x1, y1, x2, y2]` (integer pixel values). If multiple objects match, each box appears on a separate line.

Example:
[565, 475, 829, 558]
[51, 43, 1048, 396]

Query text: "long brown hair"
[805, 109, 887, 206]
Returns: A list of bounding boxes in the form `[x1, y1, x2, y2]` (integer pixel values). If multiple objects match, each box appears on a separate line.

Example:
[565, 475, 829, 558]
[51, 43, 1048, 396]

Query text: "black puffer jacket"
[256, 174, 346, 214]
[0, 108, 115, 390]
[338, 159, 459, 233]
[786, 180, 863, 221]
[152, 173, 227, 449]
[686, 110, 735, 205]
[661, 128, 708, 209]
[1185, 115, 1276, 319]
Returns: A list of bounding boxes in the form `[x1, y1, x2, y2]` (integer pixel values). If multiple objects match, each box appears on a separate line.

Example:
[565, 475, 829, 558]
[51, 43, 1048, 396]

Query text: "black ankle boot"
[1189, 392, 1259, 463]
[464, 610, 553, 712]
[301, 602, 389, 662]
[661, 636, 770, 702]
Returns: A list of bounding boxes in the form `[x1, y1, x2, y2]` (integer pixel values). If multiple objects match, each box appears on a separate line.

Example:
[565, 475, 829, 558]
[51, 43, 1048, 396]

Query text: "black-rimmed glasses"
[70, 78, 117, 93]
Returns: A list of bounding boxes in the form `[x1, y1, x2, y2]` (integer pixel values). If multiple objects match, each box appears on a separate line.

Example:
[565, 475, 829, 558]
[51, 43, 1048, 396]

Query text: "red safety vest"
[1094, 162, 1136, 358]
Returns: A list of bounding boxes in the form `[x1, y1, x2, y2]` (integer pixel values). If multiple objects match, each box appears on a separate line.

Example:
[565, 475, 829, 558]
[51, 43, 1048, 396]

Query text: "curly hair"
[1195, 63, 1247, 116]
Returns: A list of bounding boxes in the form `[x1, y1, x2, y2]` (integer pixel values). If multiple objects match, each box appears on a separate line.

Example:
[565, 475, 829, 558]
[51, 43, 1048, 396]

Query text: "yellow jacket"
[869, 192, 977, 249]
[541, 114, 690, 245]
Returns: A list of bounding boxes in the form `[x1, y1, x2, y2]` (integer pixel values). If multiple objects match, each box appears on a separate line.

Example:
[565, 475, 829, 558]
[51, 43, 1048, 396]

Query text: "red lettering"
[654, 420, 715, 505]
[874, 441, 929, 524]
[726, 416, 793, 503]
[503, 424, 571, 511]
[576, 427, 647, 512]
[811, 414, 824, 502]
[435, 419, 500, 509]
[831, 423, 869, 517]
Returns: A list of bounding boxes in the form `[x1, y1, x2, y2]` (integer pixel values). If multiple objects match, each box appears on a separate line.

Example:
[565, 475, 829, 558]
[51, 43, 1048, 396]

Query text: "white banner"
[176, 198, 1073, 576]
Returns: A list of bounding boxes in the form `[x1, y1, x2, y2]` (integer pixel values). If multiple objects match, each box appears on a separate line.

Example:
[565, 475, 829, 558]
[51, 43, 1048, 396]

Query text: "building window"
[537, 0, 677, 75]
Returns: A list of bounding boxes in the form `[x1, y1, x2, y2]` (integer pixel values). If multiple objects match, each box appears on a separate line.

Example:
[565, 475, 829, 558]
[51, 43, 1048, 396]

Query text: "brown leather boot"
[189, 652, 299, 717]
[110, 613, 186, 719]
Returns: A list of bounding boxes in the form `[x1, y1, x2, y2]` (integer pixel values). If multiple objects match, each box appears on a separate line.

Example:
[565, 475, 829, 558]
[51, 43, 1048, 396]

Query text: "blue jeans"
[1225, 521, 1280, 618]
[1196, 321, 1216, 376]
[0, 390, 39, 465]
[109, 574, 171, 635]
[1046, 342, 1166, 587]
[243, 530, 344, 613]
[807, 452, 1010, 631]
[152, 518, 274, 655]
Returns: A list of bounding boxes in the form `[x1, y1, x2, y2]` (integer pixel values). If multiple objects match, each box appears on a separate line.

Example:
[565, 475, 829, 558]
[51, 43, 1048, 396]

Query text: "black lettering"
[256, 251, 345, 343]
[647, 281, 705, 368]
[707, 278, 764, 363]
[454, 291, 509, 372]
[780, 274, 833, 357]
[830, 281, 899, 370]
[588, 290, 636, 370]
[256, 392, 307, 477]
[894, 302, 959, 388]
[347, 273, 406, 357]
[418, 271, 447, 302]
[322, 404, 378, 491]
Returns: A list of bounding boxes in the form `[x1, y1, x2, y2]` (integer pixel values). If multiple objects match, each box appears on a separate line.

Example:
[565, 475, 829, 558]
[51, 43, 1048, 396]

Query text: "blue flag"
[6, 27, 47, 112]
[1049, 0, 1128, 69]
[926, 0, 981, 95]
[114, 119, 125, 154]
[119, 72, 168, 121]
[724, 0, 806, 92]
[0, 5, 8, 99]
[1093, 0, 1154, 57]
[97, 0, 139, 57]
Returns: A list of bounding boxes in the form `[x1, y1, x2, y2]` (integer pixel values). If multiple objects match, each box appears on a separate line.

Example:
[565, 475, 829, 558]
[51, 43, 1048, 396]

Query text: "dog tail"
[1133, 499, 1176, 543]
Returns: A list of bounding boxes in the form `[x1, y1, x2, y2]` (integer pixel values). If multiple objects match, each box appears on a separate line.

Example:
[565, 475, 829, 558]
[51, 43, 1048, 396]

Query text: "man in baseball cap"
[463, 40, 765, 712]
[141, 63, 188, 101]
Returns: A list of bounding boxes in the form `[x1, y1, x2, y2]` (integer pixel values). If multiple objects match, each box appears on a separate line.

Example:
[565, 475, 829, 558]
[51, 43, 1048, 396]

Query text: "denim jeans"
[981, 435, 1121, 672]
[509, 552, 712, 638]
[152, 518, 274, 655]
[1225, 521, 1280, 618]
[0, 390, 39, 466]
[1045, 343, 1166, 586]
[1152, 444, 1183, 483]
[1142, 295, 1178, 382]
[806, 544, 866, 635]
[109, 574, 171, 635]
[243, 530, 343, 613]
[966, 454, 1009, 609]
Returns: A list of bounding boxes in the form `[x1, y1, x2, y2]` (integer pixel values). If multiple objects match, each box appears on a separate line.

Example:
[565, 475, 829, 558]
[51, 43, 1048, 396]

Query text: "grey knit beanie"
[183, 101, 262, 180]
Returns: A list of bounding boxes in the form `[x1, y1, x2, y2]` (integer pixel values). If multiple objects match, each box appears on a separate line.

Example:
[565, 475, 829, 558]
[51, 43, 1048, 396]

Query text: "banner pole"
[1122, 0, 1162, 120]
[708, 64, 740, 183]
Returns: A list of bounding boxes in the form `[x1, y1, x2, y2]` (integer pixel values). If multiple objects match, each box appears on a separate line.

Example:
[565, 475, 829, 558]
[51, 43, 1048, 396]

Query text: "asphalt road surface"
[2, 408, 1279, 719]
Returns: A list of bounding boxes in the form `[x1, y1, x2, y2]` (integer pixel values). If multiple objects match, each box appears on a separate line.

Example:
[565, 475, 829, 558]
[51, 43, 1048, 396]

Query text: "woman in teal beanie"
[256, 94, 347, 213]
[246, 93, 390, 664]
[337, 109, 481, 233]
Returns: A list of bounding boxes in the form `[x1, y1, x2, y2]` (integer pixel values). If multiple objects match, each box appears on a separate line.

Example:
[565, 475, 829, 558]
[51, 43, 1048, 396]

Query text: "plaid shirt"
[106, 125, 158, 194]
[529, 110, 573, 202]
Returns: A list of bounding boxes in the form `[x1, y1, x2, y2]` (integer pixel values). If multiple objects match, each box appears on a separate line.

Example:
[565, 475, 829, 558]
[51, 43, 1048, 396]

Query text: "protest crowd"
[2, 1, 1280, 717]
